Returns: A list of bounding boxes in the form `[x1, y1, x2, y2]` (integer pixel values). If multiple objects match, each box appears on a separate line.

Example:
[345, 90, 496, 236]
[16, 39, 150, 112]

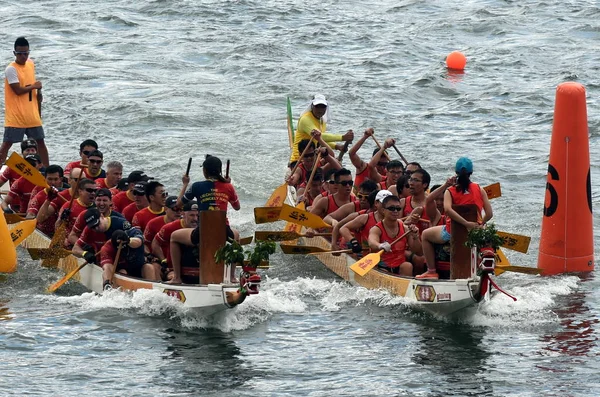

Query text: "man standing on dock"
[0, 37, 49, 166]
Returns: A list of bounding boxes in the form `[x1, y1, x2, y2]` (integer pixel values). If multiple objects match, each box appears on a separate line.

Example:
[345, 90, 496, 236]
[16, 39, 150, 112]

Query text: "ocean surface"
[1, 0, 600, 396]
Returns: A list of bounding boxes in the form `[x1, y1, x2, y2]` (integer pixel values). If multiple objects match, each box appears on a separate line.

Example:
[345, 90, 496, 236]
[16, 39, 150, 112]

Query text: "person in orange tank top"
[0, 37, 49, 167]
[323, 179, 377, 227]
[368, 195, 420, 276]
[416, 158, 493, 279]
[309, 168, 355, 218]
[348, 128, 387, 190]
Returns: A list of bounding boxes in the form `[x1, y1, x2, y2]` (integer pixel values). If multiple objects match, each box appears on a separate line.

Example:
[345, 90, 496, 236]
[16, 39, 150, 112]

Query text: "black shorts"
[117, 260, 143, 278]
[190, 225, 234, 245]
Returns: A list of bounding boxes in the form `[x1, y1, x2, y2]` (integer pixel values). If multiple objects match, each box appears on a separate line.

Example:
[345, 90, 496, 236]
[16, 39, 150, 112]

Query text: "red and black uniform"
[154, 219, 185, 267]
[182, 179, 239, 223]
[6, 176, 36, 213]
[112, 190, 135, 213]
[402, 196, 431, 237]
[445, 182, 484, 234]
[64, 160, 82, 177]
[72, 209, 124, 238]
[374, 220, 408, 271]
[132, 206, 165, 233]
[99, 227, 145, 277]
[27, 189, 57, 237]
[77, 215, 131, 254]
[49, 189, 72, 214]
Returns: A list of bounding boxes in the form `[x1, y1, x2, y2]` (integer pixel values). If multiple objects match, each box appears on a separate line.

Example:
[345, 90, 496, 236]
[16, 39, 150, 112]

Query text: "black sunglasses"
[89, 159, 102, 164]
[338, 180, 353, 187]
[82, 150, 92, 156]
[385, 206, 402, 212]
[304, 152, 315, 158]
[14, 51, 29, 55]
[84, 188, 98, 194]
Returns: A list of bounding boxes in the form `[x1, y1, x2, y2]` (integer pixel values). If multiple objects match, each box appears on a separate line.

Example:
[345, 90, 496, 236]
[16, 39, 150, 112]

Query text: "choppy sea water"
[1, 0, 599, 396]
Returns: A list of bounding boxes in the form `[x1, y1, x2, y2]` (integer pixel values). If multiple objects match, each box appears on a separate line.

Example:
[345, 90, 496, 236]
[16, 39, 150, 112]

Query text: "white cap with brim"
[311, 94, 328, 106]
[375, 190, 393, 202]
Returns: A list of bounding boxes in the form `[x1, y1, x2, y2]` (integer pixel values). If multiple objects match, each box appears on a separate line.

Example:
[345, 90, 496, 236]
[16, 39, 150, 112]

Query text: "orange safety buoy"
[537, 82, 594, 275]
[446, 51, 467, 71]
[0, 213, 17, 273]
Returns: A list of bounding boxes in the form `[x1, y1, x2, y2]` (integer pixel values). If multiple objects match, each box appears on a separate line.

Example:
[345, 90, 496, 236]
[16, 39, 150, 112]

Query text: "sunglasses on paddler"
[336, 180, 353, 187]
[84, 188, 98, 194]
[385, 206, 402, 212]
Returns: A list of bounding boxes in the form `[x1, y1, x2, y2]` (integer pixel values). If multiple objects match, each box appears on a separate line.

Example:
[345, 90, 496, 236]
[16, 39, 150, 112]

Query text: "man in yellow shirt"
[289, 94, 354, 164]
[1, 37, 49, 166]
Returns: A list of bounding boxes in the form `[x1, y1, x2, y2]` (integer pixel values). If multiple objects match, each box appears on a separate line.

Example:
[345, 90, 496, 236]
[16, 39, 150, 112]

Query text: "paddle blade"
[239, 236, 253, 245]
[28, 248, 73, 260]
[265, 183, 288, 208]
[484, 182, 501, 200]
[280, 244, 327, 254]
[255, 231, 299, 242]
[254, 207, 283, 224]
[500, 266, 542, 275]
[350, 251, 382, 277]
[4, 213, 26, 224]
[11, 219, 36, 247]
[47, 262, 87, 293]
[41, 223, 67, 268]
[279, 204, 331, 230]
[498, 231, 530, 254]
[6, 152, 48, 188]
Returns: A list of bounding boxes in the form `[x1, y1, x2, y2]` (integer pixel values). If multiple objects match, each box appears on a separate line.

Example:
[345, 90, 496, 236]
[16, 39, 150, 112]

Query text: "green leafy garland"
[215, 240, 276, 267]
[465, 223, 506, 251]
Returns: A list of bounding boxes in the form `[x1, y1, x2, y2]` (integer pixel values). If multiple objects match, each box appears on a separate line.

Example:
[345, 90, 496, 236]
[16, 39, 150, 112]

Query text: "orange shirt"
[4, 60, 42, 128]
[374, 220, 408, 268]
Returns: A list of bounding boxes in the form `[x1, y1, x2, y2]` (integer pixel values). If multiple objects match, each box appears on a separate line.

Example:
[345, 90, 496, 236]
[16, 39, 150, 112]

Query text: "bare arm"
[9, 81, 41, 96]
[348, 129, 374, 172]
[324, 201, 356, 225]
[480, 186, 493, 224]
[152, 237, 165, 261]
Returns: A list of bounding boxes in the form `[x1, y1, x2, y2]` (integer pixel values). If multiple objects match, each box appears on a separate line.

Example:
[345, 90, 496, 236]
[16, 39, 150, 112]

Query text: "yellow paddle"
[9, 219, 36, 246]
[6, 152, 48, 188]
[256, 230, 331, 242]
[350, 229, 412, 277]
[279, 204, 331, 229]
[46, 249, 106, 293]
[497, 231, 530, 253]
[4, 213, 26, 224]
[254, 206, 283, 224]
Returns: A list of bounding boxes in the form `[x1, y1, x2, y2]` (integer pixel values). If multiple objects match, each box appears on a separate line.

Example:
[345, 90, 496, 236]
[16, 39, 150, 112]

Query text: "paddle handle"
[225, 159, 230, 179]
[371, 136, 391, 160]
[108, 244, 124, 284]
[185, 157, 192, 176]
[388, 229, 414, 247]
[302, 232, 332, 237]
[391, 144, 409, 166]
[304, 152, 322, 188]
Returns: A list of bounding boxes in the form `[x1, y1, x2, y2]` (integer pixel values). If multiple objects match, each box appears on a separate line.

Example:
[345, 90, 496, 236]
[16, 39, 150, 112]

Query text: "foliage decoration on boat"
[465, 223, 506, 251]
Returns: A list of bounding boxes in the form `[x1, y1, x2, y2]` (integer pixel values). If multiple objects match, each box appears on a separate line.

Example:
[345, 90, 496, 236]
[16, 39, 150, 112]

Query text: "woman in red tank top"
[416, 158, 493, 279]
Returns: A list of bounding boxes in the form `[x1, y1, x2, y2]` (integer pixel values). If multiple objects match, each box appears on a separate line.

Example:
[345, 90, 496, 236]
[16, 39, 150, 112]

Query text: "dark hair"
[430, 184, 442, 192]
[45, 165, 64, 178]
[145, 181, 164, 200]
[386, 160, 404, 171]
[367, 190, 379, 208]
[311, 168, 323, 182]
[396, 175, 410, 192]
[14, 37, 29, 49]
[323, 168, 336, 181]
[80, 139, 98, 151]
[88, 149, 103, 159]
[407, 161, 421, 169]
[456, 169, 472, 193]
[359, 179, 378, 194]
[412, 169, 431, 189]
[203, 155, 226, 183]
[78, 178, 95, 190]
[382, 195, 400, 207]
[334, 168, 352, 182]
[298, 139, 316, 154]
[372, 148, 389, 158]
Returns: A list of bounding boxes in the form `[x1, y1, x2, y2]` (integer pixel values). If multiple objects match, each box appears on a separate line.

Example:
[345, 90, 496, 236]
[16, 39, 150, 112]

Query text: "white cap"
[375, 190, 393, 202]
[311, 94, 328, 106]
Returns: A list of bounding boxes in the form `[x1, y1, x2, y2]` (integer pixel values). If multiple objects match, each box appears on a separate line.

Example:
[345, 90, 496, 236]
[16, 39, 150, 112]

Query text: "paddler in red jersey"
[0, 139, 38, 194]
[348, 128, 387, 192]
[368, 195, 421, 276]
[95, 160, 122, 195]
[309, 168, 357, 218]
[132, 181, 166, 233]
[81, 149, 106, 180]
[122, 181, 150, 222]
[25, 164, 64, 237]
[56, 178, 97, 248]
[416, 157, 493, 280]
[36, 167, 82, 227]
[64, 139, 97, 177]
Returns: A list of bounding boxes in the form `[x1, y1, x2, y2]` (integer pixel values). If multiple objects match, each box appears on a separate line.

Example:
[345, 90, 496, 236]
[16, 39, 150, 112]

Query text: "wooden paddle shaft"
[305, 152, 322, 188]
[391, 144, 409, 166]
[371, 136, 390, 160]
[289, 137, 316, 176]
[308, 249, 352, 255]
[336, 140, 351, 162]
[225, 159, 230, 179]
[109, 244, 124, 283]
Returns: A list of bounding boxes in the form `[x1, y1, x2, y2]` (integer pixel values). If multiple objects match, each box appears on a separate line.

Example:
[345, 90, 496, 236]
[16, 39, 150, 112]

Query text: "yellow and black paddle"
[9, 219, 37, 247]
[484, 182, 501, 200]
[255, 204, 331, 229]
[497, 231, 530, 254]
[28, 247, 73, 260]
[255, 230, 331, 242]
[6, 152, 48, 188]
[349, 229, 413, 277]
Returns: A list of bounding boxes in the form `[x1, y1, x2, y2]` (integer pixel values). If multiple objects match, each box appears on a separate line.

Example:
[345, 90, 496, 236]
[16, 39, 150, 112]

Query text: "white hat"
[375, 190, 393, 202]
[311, 94, 328, 106]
